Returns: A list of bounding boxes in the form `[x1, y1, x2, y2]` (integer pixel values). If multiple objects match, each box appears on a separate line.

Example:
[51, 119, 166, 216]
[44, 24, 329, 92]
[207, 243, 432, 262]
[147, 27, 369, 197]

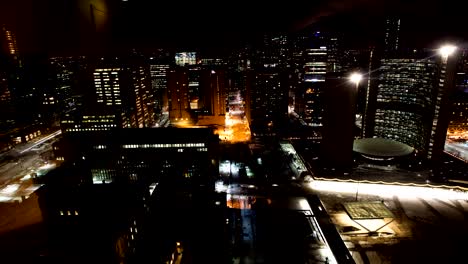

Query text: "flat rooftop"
[353, 138, 414, 158]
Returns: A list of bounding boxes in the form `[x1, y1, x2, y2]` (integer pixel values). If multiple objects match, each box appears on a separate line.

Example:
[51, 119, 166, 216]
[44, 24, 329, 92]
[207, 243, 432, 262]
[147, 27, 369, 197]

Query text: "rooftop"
[353, 138, 414, 158]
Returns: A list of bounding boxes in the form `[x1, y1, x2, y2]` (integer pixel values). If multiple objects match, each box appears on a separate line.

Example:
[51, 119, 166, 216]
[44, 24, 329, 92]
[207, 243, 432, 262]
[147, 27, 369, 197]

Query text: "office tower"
[369, 56, 436, 153]
[61, 60, 155, 133]
[243, 71, 254, 125]
[448, 92, 468, 135]
[149, 63, 170, 112]
[53, 128, 219, 186]
[1, 24, 20, 64]
[187, 66, 202, 108]
[327, 35, 342, 73]
[93, 67, 124, 107]
[448, 57, 468, 135]
[363, 49, 458, 162]
[0, 70, 14, 132]
[340, 49, 371, 74]
[48, 57, 84, 116]
[251, 69, 288, 125]
[167, 68, 191, 123]
[297, 31, 328, 127]
[447, 49, 468, 135]
[230, 45, 252, 71]
[0, 25, 18, 126]
[384, 17, 401, 56]
[247, 34, 290, 132]
[200, 69, 226, 116]
[429, 47, 459, 162]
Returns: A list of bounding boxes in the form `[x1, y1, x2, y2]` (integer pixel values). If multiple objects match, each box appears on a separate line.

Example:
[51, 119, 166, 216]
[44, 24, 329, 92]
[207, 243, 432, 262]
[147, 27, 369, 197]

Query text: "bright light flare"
[349, 73, 363, 85]
[439, 45, 457, 58]
[0, 184, 20, 195]
[308, 180, 468, 200]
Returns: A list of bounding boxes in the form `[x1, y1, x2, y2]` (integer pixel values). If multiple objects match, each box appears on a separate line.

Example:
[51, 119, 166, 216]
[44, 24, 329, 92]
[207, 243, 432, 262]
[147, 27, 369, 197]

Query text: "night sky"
[0, 0, 465, 56]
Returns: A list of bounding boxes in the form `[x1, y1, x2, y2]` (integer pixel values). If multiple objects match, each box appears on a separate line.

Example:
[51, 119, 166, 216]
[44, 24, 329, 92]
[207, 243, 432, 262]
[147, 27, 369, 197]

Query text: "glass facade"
[373, 58, 437, 153]
[302, 46, 327, 126]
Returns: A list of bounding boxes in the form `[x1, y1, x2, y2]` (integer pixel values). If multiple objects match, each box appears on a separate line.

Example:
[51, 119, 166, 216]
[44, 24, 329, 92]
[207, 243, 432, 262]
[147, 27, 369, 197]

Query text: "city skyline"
[1, 2, 468, 263]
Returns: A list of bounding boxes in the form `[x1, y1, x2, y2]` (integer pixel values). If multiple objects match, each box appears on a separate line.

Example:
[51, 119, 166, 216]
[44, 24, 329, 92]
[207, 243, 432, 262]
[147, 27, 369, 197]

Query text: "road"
[444, 140, 468, 162]
[0, 129, 61, 202]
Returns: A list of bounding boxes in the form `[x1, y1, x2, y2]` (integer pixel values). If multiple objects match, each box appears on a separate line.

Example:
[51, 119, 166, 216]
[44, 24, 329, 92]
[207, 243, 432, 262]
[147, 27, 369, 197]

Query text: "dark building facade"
[54, 128, 219, 186]
[321, 73, 357, 169]
[383, 17, 401, 56]
[167, 68, 191, 123]
[199, 69, 226, 116]
[294, 31, 328, 127]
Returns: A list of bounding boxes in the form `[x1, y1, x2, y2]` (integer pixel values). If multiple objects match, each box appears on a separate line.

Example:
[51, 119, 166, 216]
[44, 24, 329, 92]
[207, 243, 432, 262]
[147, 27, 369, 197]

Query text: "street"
[0, 129, 61, 201]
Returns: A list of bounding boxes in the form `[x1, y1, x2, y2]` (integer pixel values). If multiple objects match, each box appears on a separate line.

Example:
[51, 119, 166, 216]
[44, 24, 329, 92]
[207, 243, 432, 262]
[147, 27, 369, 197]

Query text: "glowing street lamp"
[439, 44, 457, 59]
[349, 73, 363, 88]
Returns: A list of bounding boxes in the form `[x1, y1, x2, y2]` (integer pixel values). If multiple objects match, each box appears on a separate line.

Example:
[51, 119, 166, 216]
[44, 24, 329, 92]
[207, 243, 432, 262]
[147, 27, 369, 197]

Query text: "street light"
[349, 72, 363, 200]
[439, 44, 457, 59]
[349, 73, 363, 88]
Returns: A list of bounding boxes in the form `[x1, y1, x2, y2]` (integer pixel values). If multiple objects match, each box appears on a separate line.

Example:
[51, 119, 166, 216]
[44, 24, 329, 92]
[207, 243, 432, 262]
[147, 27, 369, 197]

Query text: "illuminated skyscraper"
[295, 31, 328, 127]
[327, 36, 342, 73]
[93, 67, 123, 107]
[364, 49, 458, 162]
[384, 17, 401, 56]
[149, 63, 170, 112]
[61, 61, 155, 132]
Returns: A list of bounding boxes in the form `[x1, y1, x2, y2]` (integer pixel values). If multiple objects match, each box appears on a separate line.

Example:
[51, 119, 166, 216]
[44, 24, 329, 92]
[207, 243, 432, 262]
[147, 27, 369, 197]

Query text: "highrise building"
[149, 63, 170, 112]
[251, 69, 288, 125]
[187, 66, 202, 108]
[297, 31, 328, 127]
[448, 92, 468, 134]
[61, 60, 155, 133]
[167, 68, 191, 123]
[1, 24, 20, 64]
[48, 56, 87, 115]
[327, 35, 342, 73]
[200, 69, 226, 117]
[363, 49, 458, 162]
[0, 70, 14, 132]
[321, 73, 357, 169]
[383, 17, 401, 56]
[448, 49, 468, 135]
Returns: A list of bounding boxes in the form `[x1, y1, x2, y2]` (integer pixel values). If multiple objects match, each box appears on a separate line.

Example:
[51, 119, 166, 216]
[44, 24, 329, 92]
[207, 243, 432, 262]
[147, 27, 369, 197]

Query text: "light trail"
[20, 130, 62, 154]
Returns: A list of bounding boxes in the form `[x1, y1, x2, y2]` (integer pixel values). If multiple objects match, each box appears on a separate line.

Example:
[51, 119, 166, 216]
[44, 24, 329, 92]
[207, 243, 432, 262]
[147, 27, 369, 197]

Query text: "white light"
[349, 73, 363, 85]
[439, 45, 457, 58]
[308, 180, 468, 201]
[0, 184, 20, 195]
